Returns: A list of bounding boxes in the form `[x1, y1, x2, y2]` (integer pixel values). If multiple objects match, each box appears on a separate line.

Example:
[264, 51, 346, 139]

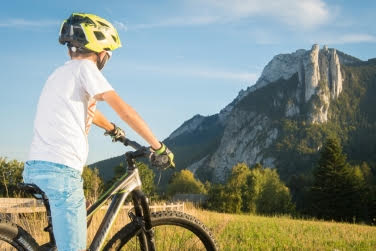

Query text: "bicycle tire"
[103, 210, 218, 251]
[0, 220, 39, 251]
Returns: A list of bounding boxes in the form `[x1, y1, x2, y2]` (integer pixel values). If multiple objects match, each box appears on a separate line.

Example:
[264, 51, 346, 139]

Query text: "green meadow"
[188, 207, 376, 251]
[9, 205, 376, 250]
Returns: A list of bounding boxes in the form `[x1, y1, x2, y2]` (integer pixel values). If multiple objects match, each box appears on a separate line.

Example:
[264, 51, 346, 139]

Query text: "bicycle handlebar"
[117, 136, 171, 169]
[118, 136, 143, 150]
[117, 136, 150, 159]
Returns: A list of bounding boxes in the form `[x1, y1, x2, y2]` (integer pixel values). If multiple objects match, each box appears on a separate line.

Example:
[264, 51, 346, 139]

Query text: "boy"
[22, 13, 175, 251]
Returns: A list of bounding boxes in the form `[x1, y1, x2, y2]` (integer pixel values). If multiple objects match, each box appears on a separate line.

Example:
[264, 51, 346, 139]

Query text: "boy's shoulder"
[61, 59, 98, 76]
[75, 59, 98, 72]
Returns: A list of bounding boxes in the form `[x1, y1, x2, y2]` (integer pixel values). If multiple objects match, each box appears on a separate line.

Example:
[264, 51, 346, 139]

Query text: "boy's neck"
[71, 55, 97, 64]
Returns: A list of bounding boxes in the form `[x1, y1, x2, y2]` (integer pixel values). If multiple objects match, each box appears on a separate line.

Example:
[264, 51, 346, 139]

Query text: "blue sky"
[0, 0, 375, 164]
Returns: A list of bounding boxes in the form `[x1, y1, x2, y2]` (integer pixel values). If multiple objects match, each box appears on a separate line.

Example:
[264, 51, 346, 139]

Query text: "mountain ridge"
[165, 44, 363, 182]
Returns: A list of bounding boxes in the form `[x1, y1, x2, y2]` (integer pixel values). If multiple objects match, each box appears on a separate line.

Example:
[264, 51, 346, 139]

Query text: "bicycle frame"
[85, 141, 155, 251]
[88, 167, 143, 251]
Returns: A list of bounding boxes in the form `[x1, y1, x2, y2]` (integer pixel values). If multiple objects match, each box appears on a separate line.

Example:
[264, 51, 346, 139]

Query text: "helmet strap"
[96, 52, 110, 71]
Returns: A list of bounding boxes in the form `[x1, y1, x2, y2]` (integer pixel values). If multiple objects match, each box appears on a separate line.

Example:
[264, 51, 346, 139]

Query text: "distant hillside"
[89, 155, 124, 181]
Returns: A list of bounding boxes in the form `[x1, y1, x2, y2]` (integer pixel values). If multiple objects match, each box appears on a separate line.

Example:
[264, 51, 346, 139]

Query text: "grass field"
[8, 205, 376, 250]
[186, 206, 376, 250]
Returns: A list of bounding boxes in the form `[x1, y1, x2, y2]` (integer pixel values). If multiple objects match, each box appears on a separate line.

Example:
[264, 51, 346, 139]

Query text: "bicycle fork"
[131, 190, 156, 251]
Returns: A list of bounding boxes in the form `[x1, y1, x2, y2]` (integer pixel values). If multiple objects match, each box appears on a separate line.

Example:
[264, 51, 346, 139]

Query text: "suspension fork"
[132, 190, 156, 251]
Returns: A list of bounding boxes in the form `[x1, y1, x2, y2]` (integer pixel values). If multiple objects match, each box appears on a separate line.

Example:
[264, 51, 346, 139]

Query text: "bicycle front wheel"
[104, 211, 218, 251]
[0, 220, 39, 251]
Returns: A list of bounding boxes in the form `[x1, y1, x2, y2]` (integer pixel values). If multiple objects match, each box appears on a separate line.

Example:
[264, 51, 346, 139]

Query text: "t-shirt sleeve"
[79, 60, 114, 98]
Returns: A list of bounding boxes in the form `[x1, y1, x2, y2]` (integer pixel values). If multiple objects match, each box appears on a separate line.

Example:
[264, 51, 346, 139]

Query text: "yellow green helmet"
[59, 13, 121, 53]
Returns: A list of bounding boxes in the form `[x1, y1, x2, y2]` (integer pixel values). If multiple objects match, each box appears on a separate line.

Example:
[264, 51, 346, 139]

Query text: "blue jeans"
[23, 161, 86, 251]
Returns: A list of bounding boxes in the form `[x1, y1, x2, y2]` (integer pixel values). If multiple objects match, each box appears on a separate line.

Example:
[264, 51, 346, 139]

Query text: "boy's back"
[29, 59, 113, 172]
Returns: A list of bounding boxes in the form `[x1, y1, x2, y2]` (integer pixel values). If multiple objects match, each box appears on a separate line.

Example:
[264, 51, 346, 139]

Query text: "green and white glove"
[104, 123, 125, 142]
[150, 143, 175, 169]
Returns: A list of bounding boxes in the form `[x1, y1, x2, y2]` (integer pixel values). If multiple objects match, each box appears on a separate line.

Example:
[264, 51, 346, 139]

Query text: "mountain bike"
[0, 137, 218, 250]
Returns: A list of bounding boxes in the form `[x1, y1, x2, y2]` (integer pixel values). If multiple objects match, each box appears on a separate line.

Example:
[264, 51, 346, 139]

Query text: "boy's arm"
[95, 90, 162, 150]
[92, 109, 115, 131]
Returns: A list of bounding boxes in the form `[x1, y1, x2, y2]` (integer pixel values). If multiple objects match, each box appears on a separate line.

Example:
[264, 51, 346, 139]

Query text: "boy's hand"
[104, 123, 125, 142]
[150, 143, 175, 169]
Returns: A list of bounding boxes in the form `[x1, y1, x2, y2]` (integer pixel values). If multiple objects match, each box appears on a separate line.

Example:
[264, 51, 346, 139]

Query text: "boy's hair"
[68, 46, 96, 58]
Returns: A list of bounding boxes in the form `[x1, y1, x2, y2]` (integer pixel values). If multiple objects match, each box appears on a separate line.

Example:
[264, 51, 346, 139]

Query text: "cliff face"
[165, 45, 361, 183]
[236, 44, 343, 123]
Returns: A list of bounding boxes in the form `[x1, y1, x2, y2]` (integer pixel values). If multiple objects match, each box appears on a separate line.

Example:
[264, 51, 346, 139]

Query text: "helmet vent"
[97, 21, 110, 28]
[61, 23, 69, 35]
[70, 15, 94, 26]
[74, 27, 86, 41]
[94, 31, 106, 40]
[111, 35, 117, 42]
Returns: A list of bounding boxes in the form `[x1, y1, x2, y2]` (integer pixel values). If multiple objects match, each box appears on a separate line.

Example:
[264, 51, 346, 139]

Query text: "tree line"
[165, 137, 376, 224]
[1, 136, 375, 224]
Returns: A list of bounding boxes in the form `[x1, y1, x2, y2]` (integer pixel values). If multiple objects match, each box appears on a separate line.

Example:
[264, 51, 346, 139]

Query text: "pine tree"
[311, 137, 366, 221]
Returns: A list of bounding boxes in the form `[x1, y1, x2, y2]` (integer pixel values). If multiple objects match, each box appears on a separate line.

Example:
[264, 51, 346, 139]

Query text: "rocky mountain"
[164, 44, 373, 183]
[91, 44, 376, 188]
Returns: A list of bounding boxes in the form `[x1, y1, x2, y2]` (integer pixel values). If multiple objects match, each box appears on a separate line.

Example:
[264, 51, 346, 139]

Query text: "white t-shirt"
[28, 59, 114, 172]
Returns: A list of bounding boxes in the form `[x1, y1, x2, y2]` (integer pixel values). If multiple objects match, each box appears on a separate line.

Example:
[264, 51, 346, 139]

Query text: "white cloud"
[131, 16, 221, 30]
[189, 69, 258, 82]
[186, 0, 330, 29]
[124, 63, 258, 82]
[113, 21, 128, 32]
[129, 0, 330, 30]
[0, 19, 59, 28]
[336, 34, 376, 44]
[316, 33, 376, 44]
